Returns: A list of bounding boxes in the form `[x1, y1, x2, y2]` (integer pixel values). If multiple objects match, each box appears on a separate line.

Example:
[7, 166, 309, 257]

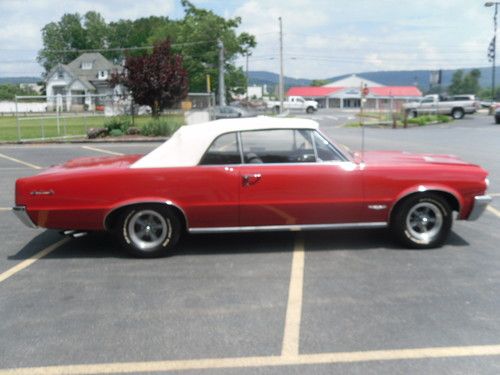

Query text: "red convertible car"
[14, 117, 491, 257]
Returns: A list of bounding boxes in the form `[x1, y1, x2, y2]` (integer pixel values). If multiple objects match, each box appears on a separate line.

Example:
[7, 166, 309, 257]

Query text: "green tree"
[0, 84, 39, 100]
[38, 12, 103, 72]
[311, 79, 328, 87]
[448, 69, 481, 95]
[448, 70, 463, 95]
[461, 69, 481, 94]
[37, 3, 255, 95]
[150, 0, 256, 96]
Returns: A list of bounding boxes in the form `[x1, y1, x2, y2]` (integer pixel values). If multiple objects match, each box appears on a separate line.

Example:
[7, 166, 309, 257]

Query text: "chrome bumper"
[467, 195, 492, 221]
[12, 206, 37, 228]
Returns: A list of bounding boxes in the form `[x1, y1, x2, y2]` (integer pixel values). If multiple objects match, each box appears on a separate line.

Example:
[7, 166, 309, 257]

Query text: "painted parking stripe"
[2, 344, 500, 374]
[487, 205, 500, 218]
[81, 145, 124, 156]
[0, 208, 11, 211]
[281, 234, 305, 357]
[0, 237, 70, 284]
[0, 152, 41, 170]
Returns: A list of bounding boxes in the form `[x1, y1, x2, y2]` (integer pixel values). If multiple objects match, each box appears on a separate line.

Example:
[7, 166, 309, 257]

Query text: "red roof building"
[286, 75, 422, 110]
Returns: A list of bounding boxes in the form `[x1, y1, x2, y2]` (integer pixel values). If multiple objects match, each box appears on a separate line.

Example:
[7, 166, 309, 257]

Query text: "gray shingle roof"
[66, 53, 122, 82]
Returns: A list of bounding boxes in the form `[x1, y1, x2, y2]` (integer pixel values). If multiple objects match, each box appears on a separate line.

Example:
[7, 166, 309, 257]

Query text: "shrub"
[140, 119, 182, 136]
[104, 116, 131, 134]
[109, 128, 124, 137]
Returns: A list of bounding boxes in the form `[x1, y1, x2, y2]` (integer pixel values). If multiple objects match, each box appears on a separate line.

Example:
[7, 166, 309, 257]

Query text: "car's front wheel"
[117, 205, 181, 258]
[391, 194, 452, 249]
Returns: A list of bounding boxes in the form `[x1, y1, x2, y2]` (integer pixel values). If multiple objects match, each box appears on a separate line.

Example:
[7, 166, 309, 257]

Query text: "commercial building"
[287, 74, 422, 110]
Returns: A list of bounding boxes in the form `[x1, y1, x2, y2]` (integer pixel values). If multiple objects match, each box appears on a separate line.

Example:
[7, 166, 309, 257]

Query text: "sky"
[0, 0, 496, 79]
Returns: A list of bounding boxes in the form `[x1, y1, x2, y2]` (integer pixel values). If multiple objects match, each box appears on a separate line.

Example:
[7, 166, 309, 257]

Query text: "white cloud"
[0, 0, 496, 78]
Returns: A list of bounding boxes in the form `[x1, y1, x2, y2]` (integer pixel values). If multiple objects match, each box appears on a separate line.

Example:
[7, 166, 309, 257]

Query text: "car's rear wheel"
[451, 108, 464, 119]
[407, 110, 417, 119]
[391, 193, 452, 249]
[117, 205, 181, 258]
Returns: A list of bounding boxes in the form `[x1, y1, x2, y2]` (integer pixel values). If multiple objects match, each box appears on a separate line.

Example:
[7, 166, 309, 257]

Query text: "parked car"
[265, 96, 318, 114]
[494, 107, 500, 124]
[13, 117, 491, 257]
[213, 106, 255, 119]
[403, 94, 479, 119]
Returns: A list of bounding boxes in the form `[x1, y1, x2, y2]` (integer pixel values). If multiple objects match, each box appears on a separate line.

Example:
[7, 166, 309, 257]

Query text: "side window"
[240, 129, 315, 163]
[312, 131, 344, 161]
[199, 132, 241, 165]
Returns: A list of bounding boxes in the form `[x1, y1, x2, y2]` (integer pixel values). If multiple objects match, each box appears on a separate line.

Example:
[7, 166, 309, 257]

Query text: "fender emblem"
[368, 204, 387, 210]
[30, 190, 55, 196]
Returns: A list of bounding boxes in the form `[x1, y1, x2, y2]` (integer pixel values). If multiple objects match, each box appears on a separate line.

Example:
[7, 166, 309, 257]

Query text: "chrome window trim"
[189, 222, 387, 234]
[313, 130, 349, 162]
[197, 160, 356, 168]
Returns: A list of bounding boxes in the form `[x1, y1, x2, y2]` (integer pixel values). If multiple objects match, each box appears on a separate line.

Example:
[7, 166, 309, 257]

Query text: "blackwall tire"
[391, 194, 452, 249]
[452, 108, 465, 119]
[306, 106, 315, 114]
[117, 205, 181, 258]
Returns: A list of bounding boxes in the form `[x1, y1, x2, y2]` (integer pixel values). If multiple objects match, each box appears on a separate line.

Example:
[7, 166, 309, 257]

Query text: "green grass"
[0, 114, 185, 141]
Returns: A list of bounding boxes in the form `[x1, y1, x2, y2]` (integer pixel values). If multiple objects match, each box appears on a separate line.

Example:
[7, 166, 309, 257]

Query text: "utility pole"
[217, 39, 226, 106]
[246, 52, 250, 99]
[279, 17, 284, 114]
[486, 2, 500, 102]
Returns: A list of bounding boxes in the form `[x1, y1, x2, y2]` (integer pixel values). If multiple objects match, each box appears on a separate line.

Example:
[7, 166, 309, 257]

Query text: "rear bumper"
[12, 206, 37, 228]
[467, 195, 492, 221]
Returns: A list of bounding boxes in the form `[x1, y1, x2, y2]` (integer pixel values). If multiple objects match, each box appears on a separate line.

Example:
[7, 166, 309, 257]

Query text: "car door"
[189, 132, 241, 228]
[238, 129, 364, 227]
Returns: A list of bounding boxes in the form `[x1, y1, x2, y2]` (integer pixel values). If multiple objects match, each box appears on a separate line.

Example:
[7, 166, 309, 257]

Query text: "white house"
[45, 53, 123, 111]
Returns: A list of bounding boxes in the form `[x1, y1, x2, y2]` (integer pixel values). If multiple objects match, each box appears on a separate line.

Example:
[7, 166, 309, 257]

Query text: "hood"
[360, 151, 473, 167]
[40, 154, 143, 174]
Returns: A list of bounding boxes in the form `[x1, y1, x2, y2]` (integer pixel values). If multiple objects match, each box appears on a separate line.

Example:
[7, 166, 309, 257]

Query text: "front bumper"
[12, 206, 37, 228]
[467, 195, 492, 221]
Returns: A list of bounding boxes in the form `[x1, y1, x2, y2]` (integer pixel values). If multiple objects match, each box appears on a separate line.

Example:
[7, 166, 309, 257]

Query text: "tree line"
[37, 0, 255, 95]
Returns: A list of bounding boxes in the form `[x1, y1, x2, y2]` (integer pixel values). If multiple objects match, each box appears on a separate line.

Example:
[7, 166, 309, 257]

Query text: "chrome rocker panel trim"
[12, 205, 37, 228]
[467, 195, 492, 221]
[189, 222, 388, 234]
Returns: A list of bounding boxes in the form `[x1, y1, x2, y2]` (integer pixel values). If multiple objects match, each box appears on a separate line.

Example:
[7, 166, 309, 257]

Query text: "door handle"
[242, 173, 262, 187]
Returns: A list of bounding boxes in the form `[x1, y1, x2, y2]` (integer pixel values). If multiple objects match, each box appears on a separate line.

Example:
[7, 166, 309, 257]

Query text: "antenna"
[360, 82, 367, 163]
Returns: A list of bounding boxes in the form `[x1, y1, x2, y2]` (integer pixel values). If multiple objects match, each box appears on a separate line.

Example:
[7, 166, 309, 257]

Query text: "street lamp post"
[486, 2, 499, 102]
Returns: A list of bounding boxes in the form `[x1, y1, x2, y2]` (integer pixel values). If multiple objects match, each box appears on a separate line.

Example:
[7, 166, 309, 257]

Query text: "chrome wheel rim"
[128, 210, 168, 251]
[406, 202, 443, 244]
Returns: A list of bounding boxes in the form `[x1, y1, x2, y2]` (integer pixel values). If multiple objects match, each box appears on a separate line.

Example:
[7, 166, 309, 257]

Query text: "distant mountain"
[0, 76, 41, 84]
[248, 71, 311, 89]
[249, 67, 500, 92]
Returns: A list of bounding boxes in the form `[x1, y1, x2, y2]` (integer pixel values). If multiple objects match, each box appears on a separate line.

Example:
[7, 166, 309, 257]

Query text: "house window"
[81, 61, 93, 70]
[57, 70, 64, 79]
[98, 70, 108, 79]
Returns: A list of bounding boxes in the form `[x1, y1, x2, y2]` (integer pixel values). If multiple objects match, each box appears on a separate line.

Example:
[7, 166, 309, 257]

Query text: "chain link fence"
[0, 93, 215, 142]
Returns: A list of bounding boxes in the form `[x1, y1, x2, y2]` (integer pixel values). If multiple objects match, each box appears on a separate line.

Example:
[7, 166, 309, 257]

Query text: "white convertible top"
[131, 116, 320, 168]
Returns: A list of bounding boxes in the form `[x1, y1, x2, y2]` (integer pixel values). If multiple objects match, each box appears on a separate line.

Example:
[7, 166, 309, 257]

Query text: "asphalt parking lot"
[0, 113, 499, 374]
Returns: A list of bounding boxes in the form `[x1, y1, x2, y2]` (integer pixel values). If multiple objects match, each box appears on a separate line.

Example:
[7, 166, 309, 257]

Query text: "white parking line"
[0, 238, 70, 284]
[81, 145, 124, 156]
[281, 234, 305, 357]
[0, 152, 41, 170]
[2, 344, 500, 374]
[0, 208, 11, 211]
